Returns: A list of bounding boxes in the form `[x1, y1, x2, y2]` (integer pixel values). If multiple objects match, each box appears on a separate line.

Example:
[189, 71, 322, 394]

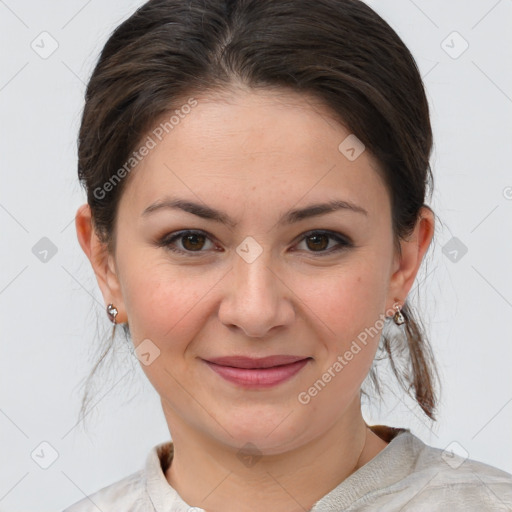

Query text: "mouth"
[204, 355, 311, 369]
[202, 355, 312, 388]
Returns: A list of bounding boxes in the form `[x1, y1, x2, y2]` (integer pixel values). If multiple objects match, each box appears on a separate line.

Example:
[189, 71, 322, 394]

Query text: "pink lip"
[202, 355, 311, 388]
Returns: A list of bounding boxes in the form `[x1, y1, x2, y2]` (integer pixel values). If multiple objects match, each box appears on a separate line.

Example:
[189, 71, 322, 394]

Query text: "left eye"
[294, 230, 352, 254]
[157, 229, 352, 256]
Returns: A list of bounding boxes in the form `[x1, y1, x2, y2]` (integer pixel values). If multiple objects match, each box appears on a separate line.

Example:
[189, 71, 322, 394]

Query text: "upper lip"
[204, 355, 311, 369]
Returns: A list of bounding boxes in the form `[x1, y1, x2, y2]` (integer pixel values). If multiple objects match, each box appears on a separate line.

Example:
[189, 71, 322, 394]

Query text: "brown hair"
[77, 0, 439, 425]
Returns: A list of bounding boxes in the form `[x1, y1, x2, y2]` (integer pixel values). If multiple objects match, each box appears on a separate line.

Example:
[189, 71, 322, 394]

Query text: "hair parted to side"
[76, 0, 439, 426]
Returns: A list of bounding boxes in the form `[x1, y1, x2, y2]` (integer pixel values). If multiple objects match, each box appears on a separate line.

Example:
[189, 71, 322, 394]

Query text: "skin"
[76, 86, 434, 512]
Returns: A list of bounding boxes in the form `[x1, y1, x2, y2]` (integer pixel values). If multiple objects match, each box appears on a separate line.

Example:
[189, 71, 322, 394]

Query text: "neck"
[163, 397, 389, 512]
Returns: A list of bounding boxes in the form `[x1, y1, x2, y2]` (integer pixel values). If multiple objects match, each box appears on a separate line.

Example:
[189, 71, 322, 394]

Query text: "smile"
[202, 356, 312, 388]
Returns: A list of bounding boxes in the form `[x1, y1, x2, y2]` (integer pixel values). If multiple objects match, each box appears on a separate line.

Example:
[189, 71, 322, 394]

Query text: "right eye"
[157, 230, 219, 256]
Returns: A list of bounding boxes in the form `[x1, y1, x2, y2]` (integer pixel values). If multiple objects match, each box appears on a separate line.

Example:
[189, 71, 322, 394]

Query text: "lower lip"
[203, 359, 310, 388]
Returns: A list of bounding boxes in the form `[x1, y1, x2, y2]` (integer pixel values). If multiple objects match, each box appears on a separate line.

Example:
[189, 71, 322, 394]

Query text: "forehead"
[118, 88, 389, 220]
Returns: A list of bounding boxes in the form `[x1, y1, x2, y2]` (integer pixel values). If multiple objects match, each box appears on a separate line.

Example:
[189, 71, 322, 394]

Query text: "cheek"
[291, 255, 390, 400]
[296, 254, 390, 339]
[117, 249, 216, 347]
[295, 265, 387, 412]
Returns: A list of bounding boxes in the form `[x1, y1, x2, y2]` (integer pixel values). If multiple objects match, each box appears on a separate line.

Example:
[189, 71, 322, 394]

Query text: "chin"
[213, 413, 312, 456]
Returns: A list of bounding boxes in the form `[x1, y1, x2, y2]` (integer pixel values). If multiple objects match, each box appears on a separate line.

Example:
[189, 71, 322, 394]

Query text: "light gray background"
[1, 1, 511, 510]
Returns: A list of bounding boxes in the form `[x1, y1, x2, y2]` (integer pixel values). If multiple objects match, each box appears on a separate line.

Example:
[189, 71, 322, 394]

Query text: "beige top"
[63, 426, 512, 511]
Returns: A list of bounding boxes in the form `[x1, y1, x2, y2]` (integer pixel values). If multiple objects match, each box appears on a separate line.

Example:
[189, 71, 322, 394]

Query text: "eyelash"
[156, 229, 353, 257]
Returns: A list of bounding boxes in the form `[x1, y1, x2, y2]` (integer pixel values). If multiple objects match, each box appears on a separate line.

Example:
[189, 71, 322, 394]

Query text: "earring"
[392, 302, 405, 326]
[106, 303, 118, 339]
[106, 303, 118, 324]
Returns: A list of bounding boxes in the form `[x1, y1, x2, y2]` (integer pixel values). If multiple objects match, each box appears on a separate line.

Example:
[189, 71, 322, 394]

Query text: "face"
[93, 88, 415, 454]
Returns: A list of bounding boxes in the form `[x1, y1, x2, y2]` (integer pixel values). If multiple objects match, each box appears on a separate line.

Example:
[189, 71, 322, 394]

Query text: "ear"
[386, 205, 435, 310]
[75, 203, 127, 323]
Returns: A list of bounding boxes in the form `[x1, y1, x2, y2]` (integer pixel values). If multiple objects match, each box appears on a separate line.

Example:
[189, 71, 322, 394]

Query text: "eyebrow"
[141, 197, 368, 227]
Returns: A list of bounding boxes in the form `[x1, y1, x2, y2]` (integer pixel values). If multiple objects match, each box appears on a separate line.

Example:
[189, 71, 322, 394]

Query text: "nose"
[218, 249, 295, 338]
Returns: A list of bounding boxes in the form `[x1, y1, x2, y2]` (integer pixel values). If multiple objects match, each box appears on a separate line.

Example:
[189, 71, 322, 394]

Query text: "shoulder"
[62, 468, 148, 512]
[62, 441, 193, 512]
[61, 441, 179, 512]
[394, 433, 512, 510]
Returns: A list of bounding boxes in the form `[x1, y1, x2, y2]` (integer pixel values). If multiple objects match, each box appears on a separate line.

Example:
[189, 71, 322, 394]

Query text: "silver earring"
[393, 302, 405, 325]
[106, 303, 118, 324]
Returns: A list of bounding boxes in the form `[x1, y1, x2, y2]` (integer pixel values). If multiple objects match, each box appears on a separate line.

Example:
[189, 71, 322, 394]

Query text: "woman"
[65, 0, 512, 510]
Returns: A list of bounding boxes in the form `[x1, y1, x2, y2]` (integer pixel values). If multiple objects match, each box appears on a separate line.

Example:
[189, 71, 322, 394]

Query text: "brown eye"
[157, 230, 216, 255]
[294, 230, 353, 255]
[305, 233, 329, 251]
[181, 233, 207, 251]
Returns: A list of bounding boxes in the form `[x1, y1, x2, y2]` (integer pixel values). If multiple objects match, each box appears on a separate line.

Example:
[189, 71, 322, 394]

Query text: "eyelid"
[294, 229, 353, 246]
